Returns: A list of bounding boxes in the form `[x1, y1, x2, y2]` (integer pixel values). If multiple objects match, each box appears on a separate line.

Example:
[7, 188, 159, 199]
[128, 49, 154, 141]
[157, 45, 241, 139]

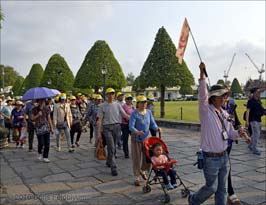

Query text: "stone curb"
[155, 119, 266, 138]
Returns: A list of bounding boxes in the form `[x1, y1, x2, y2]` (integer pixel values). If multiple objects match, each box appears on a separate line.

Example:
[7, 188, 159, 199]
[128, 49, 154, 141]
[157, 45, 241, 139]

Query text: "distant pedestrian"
[10, 101, 26, 148]
[245, 87, 266, 155]
[1, 97, 13, 142]
[53, 94, 74, 153]
[86, 94, 103, 147]
[97, 88, 129, 176]
[121, 94, 135, 158]
[147, 94, 156, 136]
[129, 95, 161, 186]
[116, 91, 125, 149]
[69, 96, 82, 148]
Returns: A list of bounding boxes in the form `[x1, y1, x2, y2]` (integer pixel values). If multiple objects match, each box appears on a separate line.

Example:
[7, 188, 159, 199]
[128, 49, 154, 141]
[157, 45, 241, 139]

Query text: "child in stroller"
[143, 136, 190, 203]
[151, 143, 177, 190]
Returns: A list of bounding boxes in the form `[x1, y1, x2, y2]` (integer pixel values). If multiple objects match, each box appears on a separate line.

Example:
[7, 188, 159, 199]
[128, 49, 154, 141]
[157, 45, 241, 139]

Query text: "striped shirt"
[199, 79, 239, 153]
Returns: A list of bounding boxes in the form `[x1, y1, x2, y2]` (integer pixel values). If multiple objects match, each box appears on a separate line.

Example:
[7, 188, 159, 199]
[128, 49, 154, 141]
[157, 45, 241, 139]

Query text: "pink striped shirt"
[199, 79, 239, 153]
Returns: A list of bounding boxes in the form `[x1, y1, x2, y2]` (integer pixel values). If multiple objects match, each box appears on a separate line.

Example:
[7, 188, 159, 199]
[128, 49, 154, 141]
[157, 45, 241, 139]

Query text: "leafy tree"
[126, 72, 135, 86]
[40, 54, 74, 92]
[21, 64, 43, 91]
[0, 7, 4, 29]
[140, 27, 194, 118]
[74, 40, 126, 91]
[230, 78, 243, 96]
[217, 79, 225, 85]
[0, 65, 22, 88]
[12, 76, 24, 96]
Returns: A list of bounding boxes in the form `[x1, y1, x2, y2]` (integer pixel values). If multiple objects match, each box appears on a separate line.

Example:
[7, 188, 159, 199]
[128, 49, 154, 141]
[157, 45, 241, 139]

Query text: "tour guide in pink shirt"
[188, 62, 251, 205]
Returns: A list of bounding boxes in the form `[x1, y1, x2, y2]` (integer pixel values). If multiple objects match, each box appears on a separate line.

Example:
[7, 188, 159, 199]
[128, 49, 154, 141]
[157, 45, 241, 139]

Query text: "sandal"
[228, 194, 241, 205]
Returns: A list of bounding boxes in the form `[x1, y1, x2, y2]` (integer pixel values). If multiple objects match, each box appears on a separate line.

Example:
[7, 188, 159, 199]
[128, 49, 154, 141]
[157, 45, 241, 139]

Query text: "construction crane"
[224, 53, 236, 84]
[245, 53, 265, 81]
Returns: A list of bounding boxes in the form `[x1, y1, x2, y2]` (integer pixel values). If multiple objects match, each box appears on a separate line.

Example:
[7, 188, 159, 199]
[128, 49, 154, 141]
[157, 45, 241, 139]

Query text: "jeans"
[250, 121, 262, 151]
[121, 124, 130, 156]
[27, 121, 35, 150]
[190, 153, 229, 205]
[37, 133, 50, 158]
[226, 145, 234, 196]
[55, 126, 72, 149]
[103, 123, 121, 169]
[156, 169, 177, 185]
[90, 122, 93, 140]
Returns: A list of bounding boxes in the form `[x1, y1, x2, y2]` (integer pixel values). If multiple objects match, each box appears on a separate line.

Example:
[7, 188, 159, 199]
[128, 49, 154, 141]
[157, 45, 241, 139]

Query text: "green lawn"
[153, 100, 266, 127]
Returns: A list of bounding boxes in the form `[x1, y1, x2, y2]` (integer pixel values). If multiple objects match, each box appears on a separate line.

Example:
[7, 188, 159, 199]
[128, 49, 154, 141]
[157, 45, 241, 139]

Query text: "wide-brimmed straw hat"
[208, 84, 229, 98]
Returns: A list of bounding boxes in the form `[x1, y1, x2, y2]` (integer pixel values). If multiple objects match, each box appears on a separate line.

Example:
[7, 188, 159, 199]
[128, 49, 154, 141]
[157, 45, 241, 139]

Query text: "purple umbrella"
[50, 89, 61, 95]
[22, 87, 57, 101]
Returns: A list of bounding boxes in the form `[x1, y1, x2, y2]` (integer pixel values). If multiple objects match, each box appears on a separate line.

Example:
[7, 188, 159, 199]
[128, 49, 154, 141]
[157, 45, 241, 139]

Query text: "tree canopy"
[21, 63, 43, 93]
[74, 40, 126, 91]
[230, 78, 243, 95]
[217, 79, 225, 85]
[139, 26, 194, 117]
[12, 76, 24, 96]
[0, 65, 23, 89]
[0, 7, 4, 29]
[40, 54, 74, 92]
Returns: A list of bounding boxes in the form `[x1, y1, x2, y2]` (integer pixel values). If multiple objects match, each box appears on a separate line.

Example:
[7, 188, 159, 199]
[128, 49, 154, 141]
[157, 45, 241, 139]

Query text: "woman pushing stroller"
[129, 95, 161, 186]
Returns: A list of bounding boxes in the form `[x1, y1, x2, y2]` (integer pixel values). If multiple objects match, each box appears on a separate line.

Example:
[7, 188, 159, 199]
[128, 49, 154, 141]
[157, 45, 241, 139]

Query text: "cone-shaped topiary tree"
[21, 63, 43, 92]
[140, 27, 194, 118]
[40, 54, 74, 92]
[217, 79, 225, 85]
[230, 78, 243, 96]
[74, 40, 126, 92]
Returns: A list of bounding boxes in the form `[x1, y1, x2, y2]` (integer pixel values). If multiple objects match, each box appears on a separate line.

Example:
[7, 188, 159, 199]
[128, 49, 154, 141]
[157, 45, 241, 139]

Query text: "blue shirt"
[129, 109, 158, 142]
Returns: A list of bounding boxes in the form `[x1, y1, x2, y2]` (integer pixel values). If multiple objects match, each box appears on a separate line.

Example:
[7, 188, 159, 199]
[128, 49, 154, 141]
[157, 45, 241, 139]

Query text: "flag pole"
[187, 22, 211, 86]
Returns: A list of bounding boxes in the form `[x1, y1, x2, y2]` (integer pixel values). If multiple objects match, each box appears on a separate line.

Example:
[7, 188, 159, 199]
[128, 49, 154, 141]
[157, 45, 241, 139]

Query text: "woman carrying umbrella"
[31, 99, 54, 162]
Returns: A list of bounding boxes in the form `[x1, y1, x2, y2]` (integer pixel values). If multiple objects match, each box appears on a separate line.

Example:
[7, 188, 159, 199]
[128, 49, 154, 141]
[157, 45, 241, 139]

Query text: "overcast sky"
[1, 1, 265, 85]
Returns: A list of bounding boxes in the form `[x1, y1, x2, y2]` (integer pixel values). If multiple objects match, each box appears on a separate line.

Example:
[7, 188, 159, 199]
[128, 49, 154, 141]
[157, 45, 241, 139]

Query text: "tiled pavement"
[0, 128, 265, 205]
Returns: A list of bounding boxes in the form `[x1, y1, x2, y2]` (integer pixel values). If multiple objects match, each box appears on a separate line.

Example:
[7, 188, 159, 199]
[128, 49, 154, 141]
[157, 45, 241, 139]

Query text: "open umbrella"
[22, 87, 57, 101]
[50, 89, 61, 95]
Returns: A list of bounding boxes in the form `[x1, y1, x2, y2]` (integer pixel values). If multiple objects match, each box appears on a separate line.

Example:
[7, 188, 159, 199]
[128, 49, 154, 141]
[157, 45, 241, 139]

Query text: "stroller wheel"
[181, 189, 190, 198]
[160, 194, 170, 203]
[143, 185, 151, 193]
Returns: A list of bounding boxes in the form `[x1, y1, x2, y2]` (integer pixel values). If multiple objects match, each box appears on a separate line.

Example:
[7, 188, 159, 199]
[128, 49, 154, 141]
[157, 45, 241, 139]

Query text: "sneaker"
[111, 168, 118, 176]
[57, 147, 61, 152]
[253, 149, 261, 155]
[43, 158, 50, 163]
[71, 144, 75, 148]
[228, 194, 241, 205]
[69, 149, 74, 153]
[75, 142, 80, 147]
[16, 142, 19, 148]
[125, 154, 129, 159]
[37, 154, 43, 161]
[172, 183, 177, 188]
[166, 183, 174, 190]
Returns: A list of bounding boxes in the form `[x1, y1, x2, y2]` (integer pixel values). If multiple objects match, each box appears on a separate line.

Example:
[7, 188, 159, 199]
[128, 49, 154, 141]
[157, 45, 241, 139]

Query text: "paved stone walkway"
[0, 128, 265, 205]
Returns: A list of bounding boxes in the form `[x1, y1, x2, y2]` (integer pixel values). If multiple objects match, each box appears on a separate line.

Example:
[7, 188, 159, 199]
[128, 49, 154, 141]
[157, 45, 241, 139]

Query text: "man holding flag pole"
[177, 19, 251, 205]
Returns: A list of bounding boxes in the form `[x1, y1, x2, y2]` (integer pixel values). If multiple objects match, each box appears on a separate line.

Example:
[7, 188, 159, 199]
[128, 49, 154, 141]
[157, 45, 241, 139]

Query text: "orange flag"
[176, 18, 190, 65]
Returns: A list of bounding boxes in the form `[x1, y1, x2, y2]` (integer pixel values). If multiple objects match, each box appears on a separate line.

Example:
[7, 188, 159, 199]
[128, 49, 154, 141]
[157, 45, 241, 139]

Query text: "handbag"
[56, 122, 67, 129]
[35, 122, 50, 136]
[96, 140, 107, 160]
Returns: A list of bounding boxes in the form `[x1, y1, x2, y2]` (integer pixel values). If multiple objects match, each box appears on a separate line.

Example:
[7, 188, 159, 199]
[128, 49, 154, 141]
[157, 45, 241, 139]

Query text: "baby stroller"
[142, 135, 190, 203]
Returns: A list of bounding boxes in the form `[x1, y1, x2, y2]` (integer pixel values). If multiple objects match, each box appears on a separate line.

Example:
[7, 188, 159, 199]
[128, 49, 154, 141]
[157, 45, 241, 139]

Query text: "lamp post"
[101, 65, 107, 101]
